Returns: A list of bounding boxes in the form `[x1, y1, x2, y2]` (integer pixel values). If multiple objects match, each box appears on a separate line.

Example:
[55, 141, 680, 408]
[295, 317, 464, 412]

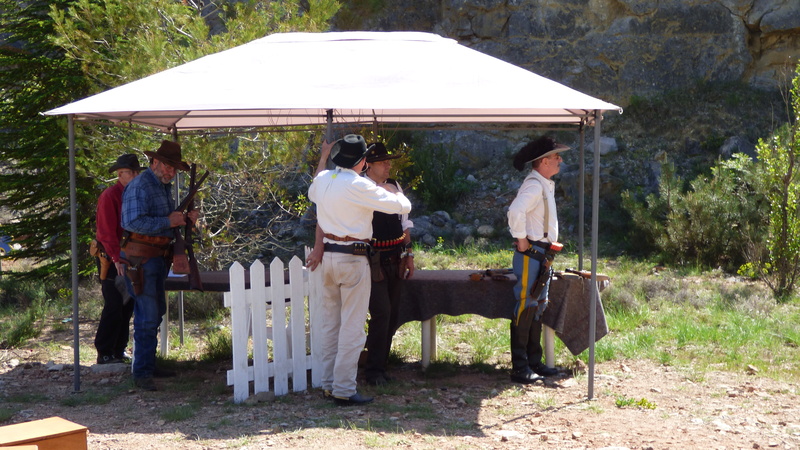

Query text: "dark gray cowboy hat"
[108, 153, 143, 173]
[512, 136, 570, 171]
[366, 142, 401, 163]
[144, 140, 190, 171]
[331, 135, 369, 168]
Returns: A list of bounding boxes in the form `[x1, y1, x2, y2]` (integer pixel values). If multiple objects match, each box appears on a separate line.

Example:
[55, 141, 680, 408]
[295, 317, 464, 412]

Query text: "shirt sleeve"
[308, 172, 321, 204]
[96, 187, 122, 262]
[121, 180, 172, 235]
[396, 181, 413, 230]
[507, 179, 542, 240]
[354, 180, 412, 215]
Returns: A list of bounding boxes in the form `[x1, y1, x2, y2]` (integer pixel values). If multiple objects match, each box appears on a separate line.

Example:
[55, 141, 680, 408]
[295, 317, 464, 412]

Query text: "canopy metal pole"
[160, 130, 183, 354]
[578, 125, 585, 271]
[588, 110, 601, 400]
[68, 115, 81, 392]
[325, 109, 333, 141]
[172, 128, 186, 347]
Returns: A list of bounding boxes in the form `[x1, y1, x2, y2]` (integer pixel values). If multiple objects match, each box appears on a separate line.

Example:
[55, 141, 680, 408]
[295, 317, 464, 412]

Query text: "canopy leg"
[588, 109, 602, 400]
[69, 115, 81, 393]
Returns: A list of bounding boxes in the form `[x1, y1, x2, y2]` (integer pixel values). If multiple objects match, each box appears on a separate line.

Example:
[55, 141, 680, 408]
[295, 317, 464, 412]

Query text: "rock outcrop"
[343, 0, 800, 106]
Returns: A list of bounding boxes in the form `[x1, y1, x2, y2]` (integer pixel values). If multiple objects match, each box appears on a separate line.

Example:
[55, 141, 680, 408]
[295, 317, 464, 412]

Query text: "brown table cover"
[165, 269, 608, 355]
[396, 270, 608, 355]
[164, 270, 289, 292]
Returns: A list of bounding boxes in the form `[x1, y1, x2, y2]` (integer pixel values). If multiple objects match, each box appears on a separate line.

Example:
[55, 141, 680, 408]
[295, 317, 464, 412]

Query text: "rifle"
[172, 164, 209, 291]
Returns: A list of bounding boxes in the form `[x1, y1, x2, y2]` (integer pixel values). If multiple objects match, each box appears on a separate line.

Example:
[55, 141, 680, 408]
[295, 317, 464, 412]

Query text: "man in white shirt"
[507, 136, 569, 384]
[308, 134, 412, 405]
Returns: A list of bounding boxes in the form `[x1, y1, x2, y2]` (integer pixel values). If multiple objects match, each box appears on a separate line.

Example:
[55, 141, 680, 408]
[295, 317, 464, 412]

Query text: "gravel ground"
[2, 330, 800, 450]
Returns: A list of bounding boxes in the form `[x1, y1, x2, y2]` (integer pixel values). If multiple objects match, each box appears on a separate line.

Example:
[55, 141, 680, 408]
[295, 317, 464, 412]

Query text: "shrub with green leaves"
[622, 154, 765, 272]
[401, 143, 472, 213]
[750, 120, 800, 299]
[615, 395, 656, 409]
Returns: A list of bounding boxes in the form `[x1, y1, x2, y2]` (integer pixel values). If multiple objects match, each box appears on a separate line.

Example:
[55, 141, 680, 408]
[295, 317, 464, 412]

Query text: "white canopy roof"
[54, 31, 615, 397]
[46, 31, 620, 131]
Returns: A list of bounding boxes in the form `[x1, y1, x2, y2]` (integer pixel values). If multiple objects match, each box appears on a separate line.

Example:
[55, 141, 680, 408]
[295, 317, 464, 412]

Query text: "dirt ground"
[1, 320, 799, 450]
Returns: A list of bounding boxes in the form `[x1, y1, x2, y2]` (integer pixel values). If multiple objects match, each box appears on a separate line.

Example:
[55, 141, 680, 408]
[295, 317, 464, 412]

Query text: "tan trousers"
[319, 251, 371, 398]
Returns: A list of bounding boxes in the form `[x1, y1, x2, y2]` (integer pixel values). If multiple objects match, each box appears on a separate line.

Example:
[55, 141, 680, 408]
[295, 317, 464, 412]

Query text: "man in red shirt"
[94, 154, 141, 364]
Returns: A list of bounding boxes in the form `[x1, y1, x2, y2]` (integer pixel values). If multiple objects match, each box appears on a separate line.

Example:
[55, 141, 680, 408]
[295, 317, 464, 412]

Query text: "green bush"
[0, 276, 68, 348]
[203, 325, 233, 362]
[400, 143, 472, 212]
[0, 302, 41, 348]
[168, 291, 224, 320]
[622, 155, 765, 272]
[751, 120, 800, 300]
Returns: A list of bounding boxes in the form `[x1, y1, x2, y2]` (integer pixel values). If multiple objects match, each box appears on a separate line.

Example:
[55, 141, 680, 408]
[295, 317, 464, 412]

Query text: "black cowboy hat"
[512, 136, 570, 171]
[366, 142, 401, 163]
[144, 140, 190, 171]
[331, 135, 369, 168]
[108, 153, 143, 173]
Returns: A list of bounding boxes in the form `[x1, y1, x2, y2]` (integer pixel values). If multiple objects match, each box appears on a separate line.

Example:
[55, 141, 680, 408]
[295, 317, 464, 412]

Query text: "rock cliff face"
[345, 0, 800, 105]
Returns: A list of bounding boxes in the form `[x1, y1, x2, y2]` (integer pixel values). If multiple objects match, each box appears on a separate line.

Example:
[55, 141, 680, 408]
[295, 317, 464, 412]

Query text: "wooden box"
[0, 416, 87, 450]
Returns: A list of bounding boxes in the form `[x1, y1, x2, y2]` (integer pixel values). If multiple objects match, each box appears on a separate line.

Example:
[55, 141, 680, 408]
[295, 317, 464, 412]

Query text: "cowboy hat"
[108, 153, 143, 173]
[513, 136, 570, 171]
[366, 142, 401, 163]
[331, 135, 369, 168]
[144, 140, 190, 171]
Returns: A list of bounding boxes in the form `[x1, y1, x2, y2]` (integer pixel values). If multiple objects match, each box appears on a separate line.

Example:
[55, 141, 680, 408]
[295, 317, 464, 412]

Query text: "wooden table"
[165, 269, 608, 367]
[395, 270, 608, 367]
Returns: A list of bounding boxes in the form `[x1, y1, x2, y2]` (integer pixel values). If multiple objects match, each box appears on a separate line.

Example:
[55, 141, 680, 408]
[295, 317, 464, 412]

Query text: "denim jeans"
[128, 255, 168, 379]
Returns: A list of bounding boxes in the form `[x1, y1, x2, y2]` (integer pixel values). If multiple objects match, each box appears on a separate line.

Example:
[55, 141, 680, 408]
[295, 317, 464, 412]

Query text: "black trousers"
[364, 257, 403, 379]
[510, 305, 544, 371]
[94, 260, 135, 358]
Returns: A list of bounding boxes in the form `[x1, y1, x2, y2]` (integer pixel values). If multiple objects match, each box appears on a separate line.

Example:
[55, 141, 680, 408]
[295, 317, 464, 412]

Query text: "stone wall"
[345, 0, 800, 106]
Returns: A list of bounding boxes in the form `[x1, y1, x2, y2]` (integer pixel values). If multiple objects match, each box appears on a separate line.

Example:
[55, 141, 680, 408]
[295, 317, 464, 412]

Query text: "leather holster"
[120, 255, 145, 296]
[98, 256, 111, 281]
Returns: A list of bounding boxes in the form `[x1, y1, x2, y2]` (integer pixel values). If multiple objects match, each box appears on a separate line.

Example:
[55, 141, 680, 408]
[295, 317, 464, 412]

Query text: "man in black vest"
[362, 143, 414, 386]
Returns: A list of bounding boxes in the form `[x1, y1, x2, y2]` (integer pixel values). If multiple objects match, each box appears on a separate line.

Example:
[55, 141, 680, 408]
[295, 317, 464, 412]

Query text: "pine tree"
[0, 0, 93, 277]
[1, 0, 339, 277]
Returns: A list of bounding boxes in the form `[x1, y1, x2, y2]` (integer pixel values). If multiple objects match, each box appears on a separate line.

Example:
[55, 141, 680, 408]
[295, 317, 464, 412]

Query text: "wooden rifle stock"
[172, 231, 191, 274]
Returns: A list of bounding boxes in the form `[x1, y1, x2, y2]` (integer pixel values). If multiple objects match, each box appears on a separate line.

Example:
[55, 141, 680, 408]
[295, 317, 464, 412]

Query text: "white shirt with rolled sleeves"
[507, 169, 558, 243]
[307, 165, 411, 400]
[309, 167, 412, 242]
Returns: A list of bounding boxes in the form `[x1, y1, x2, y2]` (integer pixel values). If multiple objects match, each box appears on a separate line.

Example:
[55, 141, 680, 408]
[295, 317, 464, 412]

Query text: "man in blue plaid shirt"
[121, 140, 198, 391]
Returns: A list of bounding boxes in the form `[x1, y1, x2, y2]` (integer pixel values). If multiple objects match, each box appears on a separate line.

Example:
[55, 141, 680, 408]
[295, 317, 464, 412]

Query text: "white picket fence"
[223, 254, 323, 403]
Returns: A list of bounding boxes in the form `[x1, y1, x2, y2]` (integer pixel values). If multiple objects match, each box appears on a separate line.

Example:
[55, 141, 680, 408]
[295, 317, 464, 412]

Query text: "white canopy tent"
[45, 31, 620, 396]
